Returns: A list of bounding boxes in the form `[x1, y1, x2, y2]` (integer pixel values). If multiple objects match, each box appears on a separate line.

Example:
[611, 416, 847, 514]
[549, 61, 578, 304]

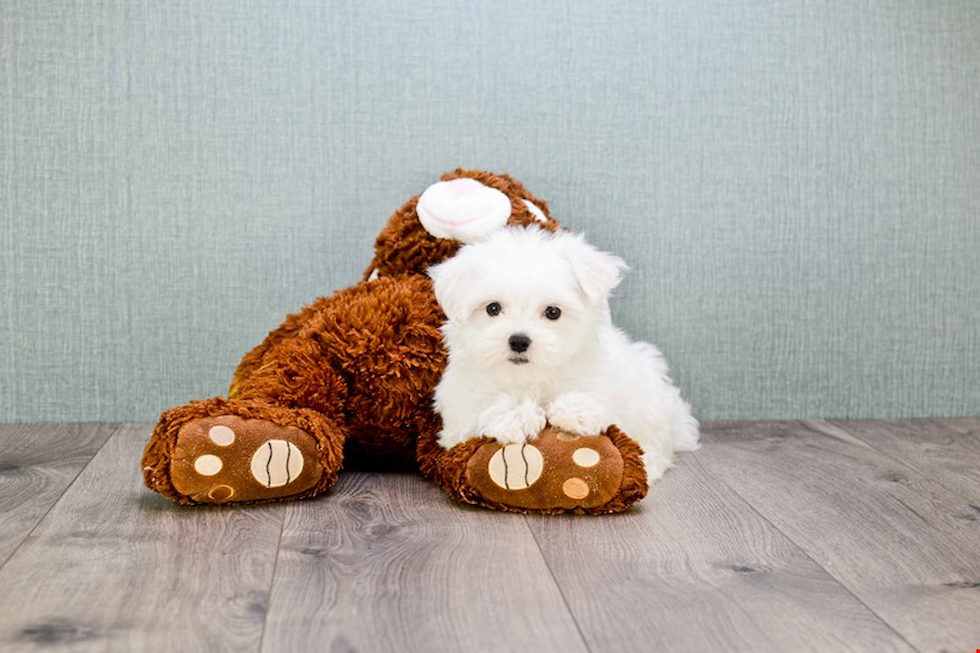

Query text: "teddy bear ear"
[553, 231, 628, 305]
[417, 178, 512, 243]
[521, 199, 550, 224]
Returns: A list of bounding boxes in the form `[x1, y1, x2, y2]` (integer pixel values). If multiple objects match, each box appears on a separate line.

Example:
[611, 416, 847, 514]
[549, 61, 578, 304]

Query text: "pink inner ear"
[445, 177, 484, 197]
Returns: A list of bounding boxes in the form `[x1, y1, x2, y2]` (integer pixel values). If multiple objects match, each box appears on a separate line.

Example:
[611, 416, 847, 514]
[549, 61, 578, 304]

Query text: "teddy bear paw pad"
[171, 416, 322, 503]
[487, 443, 544, 490]
[464, 427, 625, 510]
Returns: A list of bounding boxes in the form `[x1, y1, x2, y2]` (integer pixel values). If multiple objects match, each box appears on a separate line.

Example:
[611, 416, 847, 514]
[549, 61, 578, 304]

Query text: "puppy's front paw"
[477, 398, 547, 445]
[546, 392, 612, 436]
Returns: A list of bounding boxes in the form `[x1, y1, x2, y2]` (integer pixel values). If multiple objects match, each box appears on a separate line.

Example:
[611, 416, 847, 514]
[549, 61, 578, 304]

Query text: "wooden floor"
[0, 420, 978, 652]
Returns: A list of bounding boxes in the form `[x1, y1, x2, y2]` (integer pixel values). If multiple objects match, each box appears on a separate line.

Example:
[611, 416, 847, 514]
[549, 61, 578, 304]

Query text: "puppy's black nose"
[508, 333, 531, 353]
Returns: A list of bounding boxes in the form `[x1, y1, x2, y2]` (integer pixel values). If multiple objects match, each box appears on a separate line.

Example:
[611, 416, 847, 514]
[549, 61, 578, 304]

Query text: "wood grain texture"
[2, 419, 980, 651]
[262, 472, 587, 653]
[699, 420, 980, 653]
[526, 453, 913, 653]
[826, 418, 980, 505]
[0, 423, 117, 568]
[0, 424, 285, 651]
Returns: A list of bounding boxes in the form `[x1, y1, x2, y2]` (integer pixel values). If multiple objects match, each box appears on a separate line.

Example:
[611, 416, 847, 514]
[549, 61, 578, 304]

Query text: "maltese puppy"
[428, 225, 699, 480]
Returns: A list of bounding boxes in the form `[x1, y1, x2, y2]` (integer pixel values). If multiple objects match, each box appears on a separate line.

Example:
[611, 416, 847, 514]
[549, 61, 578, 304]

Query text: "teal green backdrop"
[2, 1, 978, 421]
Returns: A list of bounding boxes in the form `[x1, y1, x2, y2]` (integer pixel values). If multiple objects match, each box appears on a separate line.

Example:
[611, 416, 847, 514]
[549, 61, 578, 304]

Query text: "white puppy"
[428, 225, 699, 480]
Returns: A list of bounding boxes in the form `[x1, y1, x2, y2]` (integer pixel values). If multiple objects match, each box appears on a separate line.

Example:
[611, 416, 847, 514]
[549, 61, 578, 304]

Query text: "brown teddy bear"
[141, 169, 648, 514]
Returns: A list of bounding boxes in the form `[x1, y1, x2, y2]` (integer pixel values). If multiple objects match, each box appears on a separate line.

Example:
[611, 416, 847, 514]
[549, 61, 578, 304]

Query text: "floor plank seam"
[522, 515, 594, 653]
[0, 422, 123, 573]
[688, 443, 923, 653]
[3, 421, 976, 650]
[817, 420, 979, 508]
[257, 505, 289, 653]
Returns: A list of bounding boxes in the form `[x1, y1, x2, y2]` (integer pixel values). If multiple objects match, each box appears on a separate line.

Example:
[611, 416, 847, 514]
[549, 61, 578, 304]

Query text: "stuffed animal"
[141, 169, 649, 514]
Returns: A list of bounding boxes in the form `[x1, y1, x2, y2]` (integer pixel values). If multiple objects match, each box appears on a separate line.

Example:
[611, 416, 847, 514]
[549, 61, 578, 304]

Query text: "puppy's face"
[447, 271, 592, 373]
[429, 227, 627, 378]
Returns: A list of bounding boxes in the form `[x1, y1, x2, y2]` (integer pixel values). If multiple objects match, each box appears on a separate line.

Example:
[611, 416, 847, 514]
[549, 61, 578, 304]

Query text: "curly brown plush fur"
[141, 168, 648, 513]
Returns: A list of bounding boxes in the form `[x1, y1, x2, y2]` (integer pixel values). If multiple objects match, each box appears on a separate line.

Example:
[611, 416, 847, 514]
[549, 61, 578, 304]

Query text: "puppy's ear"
[554, 231, 628, 304]
[427, 255, 476, 323]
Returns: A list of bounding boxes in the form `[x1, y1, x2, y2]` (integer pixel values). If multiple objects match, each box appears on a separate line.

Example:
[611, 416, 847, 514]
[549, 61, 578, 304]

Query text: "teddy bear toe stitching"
[462, 427, 627, 511]
[487, 443, 544, 490]
[170, 415, 323, 503]
[249, 439, 304, 488]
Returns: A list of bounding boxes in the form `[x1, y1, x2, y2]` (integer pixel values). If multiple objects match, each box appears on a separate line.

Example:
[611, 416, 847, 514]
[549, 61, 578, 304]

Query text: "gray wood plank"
[526, 452, 913, 653]
[824, 418, 980, 505]
[0, 423, 285, 652]
[262, 472, 588, 653]
[0, 423, 117, 568]
[698, 420, 980, 653]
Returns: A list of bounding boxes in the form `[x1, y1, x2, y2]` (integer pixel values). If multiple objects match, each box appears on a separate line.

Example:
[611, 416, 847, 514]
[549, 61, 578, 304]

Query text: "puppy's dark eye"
[544, 306, 562, 321]
[486, 302, 502, 317]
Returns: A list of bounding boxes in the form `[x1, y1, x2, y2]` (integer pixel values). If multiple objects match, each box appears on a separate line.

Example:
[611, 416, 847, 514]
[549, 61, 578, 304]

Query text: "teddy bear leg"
[143, 396, 346, 505]
[227, 296, 334, 399]
[144, 336, 353, 505]
[417, 425, 650, 515]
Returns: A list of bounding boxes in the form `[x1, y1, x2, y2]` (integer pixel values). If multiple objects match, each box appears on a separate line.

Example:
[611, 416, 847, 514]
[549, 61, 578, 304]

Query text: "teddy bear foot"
[442, 426, 649, 515]
[168, 415, 324, 504]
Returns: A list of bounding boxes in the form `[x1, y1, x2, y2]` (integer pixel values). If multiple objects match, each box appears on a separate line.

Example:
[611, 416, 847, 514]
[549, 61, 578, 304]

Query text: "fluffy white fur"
[428, 226, 700, 480]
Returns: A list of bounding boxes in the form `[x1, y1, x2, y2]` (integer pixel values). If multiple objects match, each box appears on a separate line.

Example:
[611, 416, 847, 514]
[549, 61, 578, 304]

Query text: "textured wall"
[2, 1, 978, 422]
